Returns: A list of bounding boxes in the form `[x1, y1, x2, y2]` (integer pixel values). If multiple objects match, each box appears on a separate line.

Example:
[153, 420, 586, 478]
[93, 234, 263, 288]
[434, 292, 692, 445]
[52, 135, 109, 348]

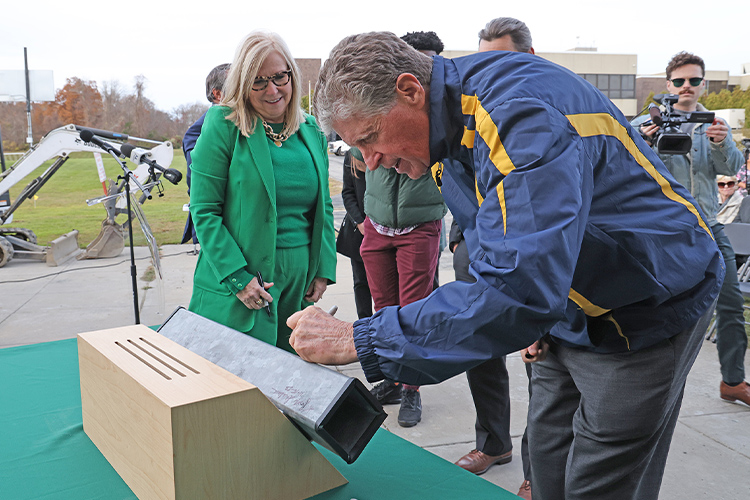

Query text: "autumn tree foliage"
[1, 75, 207, 152]
[55, 78, 104, 126]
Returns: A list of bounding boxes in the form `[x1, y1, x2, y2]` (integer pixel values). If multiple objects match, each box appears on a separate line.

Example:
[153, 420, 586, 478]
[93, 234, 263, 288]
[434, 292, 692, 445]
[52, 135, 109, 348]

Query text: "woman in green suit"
[188, 30, 336, 353]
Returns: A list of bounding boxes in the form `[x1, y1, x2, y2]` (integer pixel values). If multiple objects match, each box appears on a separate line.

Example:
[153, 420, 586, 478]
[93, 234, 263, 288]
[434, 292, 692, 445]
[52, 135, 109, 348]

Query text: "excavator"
[0, 124, 175, 268]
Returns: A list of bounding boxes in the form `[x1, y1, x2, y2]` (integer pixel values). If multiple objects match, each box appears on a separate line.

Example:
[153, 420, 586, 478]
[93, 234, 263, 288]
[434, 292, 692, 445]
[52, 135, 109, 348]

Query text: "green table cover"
[0, 339, 515, 499]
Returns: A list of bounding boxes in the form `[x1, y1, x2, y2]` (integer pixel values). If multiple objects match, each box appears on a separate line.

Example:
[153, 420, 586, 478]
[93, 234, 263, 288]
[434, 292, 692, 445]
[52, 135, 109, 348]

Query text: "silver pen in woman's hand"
[256, 271, 272, 317]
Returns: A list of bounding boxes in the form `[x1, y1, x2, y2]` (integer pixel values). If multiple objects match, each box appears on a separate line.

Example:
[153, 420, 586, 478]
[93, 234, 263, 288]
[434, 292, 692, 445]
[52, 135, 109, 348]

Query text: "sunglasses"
[717, 181, 736, 188]
[252, 70, 292, 91]
[670, 77, 704, 88]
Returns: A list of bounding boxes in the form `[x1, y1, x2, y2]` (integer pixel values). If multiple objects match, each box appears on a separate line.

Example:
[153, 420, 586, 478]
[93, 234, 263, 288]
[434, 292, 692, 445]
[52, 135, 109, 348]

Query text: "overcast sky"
[2, 0, 747, 113]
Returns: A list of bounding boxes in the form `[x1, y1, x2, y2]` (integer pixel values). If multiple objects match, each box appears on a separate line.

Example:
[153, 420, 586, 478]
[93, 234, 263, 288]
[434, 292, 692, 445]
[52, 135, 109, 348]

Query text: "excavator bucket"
[78, 219, 124, 260]
[46, 230, 83, 266]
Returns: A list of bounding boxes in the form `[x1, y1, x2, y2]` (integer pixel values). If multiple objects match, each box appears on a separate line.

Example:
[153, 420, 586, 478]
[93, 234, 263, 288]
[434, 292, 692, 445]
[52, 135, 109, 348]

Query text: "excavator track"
[0, 227, 38, 244]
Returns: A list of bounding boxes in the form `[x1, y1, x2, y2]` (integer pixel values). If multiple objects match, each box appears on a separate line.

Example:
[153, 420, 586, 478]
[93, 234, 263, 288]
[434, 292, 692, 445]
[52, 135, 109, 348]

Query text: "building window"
[581, 74, 635, 99]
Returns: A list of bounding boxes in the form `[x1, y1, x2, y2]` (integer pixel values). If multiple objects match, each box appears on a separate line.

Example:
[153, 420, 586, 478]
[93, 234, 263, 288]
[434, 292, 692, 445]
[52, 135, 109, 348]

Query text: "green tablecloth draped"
[0, 338, 515, 499]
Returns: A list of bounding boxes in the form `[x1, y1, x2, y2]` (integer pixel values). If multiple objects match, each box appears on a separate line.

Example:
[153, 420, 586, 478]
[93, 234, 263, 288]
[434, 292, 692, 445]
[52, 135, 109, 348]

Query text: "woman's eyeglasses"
[717, 181, 736, 188]
[252, 70, 292, 91]
[670, 77, 704, 88]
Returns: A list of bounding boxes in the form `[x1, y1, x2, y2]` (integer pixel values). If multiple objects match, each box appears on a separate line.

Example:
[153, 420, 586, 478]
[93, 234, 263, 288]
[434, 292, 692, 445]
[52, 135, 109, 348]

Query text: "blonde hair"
[349, 154, 367, 178]
[222, 30, 304, 137]
[717, 175, 737, 183]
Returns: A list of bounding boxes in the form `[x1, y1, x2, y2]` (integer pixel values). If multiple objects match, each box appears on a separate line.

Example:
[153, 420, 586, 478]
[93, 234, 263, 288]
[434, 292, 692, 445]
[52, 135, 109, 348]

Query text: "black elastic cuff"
[352, 318, 384, 383]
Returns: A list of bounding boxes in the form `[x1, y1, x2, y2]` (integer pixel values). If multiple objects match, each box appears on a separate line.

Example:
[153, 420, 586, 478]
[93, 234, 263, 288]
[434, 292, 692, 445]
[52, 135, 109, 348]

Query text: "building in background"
[296, 58, 321, 98]
[444, 47, 638, 118]
[443, 51, 749, 122]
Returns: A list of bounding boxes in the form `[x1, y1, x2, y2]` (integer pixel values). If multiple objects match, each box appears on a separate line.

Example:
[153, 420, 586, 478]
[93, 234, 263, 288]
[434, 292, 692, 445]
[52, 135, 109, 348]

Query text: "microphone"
[121, 144, 182, 185]
[648, 104, 663, 127]
[79, 129, 125, 158]
[75, 126, 128, 142]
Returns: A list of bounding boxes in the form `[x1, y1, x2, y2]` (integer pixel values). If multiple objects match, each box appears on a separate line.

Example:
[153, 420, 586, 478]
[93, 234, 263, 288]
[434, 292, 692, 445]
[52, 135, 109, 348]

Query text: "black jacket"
[342, 151, 367, 225]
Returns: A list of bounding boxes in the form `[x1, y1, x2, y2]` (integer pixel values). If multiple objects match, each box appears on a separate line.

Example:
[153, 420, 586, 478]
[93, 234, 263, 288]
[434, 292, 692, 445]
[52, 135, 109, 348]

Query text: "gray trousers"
[712, 225, 747, 385]
[456, 237, 531, 477]
[528, 309, 712, 499]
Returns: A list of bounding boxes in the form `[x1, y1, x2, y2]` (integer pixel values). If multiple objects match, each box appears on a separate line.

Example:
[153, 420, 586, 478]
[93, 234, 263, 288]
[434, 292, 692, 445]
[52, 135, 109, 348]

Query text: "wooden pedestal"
[78, 325, 346, 500]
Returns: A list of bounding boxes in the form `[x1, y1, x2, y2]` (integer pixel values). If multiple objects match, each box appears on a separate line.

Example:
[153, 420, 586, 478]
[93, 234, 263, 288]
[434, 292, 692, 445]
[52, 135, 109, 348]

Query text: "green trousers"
[252, 245, 313, 353]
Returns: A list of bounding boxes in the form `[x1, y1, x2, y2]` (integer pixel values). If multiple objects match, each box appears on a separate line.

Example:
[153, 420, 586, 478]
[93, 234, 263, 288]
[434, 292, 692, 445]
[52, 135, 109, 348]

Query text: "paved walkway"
[1, 235, 748, 498]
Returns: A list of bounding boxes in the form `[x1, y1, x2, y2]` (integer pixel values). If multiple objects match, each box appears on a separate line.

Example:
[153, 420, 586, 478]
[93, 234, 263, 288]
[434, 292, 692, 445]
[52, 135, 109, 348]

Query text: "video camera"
[642, 94, 715, 155]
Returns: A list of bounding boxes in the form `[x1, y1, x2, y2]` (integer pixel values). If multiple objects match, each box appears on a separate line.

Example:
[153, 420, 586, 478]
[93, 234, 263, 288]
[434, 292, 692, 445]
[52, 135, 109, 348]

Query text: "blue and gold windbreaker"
[353, 52, 723, 386]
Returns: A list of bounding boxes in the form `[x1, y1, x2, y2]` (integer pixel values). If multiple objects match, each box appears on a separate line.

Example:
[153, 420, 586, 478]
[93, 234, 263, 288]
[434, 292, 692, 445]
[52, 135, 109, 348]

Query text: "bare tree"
[169, 102, 209, 145]
[131, 75, 151, 137]
[0, 103, 28, 150]
[101, 80, 127, 132]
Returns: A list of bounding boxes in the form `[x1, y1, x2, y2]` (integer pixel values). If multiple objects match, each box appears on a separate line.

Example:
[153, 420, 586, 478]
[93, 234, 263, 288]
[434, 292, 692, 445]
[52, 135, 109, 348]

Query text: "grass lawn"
[4, 152, 342, 248]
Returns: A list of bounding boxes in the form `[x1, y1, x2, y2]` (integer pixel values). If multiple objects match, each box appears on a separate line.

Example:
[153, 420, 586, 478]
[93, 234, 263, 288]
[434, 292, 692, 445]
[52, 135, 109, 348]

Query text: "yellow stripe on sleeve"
[566, 113, 713, 239]
[461, 94, 478, 115]
[475, 102, 516, 176]
[475, 177, 484, 206]
[462, 128, 475, 149]
[471, 98, 516, 234]
[497, 181, 506, 233]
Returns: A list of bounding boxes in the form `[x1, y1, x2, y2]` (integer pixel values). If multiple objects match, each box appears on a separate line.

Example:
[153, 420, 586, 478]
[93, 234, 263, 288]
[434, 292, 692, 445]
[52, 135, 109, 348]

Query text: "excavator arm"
[0, 124, 174, 267]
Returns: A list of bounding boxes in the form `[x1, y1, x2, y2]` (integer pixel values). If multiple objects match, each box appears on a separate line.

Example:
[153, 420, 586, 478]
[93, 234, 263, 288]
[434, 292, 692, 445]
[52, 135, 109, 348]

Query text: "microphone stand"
[102, 149, 151, 325]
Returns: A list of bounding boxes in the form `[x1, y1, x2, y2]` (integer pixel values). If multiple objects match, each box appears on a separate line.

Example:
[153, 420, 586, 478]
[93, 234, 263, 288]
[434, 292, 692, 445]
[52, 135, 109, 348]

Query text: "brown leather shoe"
[720, 380, 750, 406]
[454, 449, 512, 475]
[517, 479, 532, 500]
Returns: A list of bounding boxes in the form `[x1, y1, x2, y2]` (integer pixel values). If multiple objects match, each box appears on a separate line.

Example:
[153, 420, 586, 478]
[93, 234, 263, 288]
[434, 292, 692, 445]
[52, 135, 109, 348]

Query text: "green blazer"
[188, 105, 337, 334]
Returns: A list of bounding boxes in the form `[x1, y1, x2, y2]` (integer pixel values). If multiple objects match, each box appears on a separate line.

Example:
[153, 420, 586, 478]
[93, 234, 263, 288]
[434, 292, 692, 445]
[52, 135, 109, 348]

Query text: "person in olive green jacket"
[188, 30, 336, 353]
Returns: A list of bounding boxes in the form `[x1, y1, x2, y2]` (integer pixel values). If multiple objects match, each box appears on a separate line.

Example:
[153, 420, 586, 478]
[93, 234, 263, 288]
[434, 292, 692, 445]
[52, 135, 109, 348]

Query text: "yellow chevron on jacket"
[568, 288, 611, 317]
[461, 94, 516, 233]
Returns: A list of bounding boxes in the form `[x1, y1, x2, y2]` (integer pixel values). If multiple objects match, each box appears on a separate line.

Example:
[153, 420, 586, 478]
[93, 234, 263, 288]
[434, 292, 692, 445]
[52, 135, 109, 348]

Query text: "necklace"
[262, 121, 289, 147]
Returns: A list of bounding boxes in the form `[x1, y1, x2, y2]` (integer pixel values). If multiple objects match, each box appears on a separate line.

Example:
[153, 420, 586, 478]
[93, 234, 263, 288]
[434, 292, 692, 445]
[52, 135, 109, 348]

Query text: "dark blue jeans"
[713, 224, 748, 385]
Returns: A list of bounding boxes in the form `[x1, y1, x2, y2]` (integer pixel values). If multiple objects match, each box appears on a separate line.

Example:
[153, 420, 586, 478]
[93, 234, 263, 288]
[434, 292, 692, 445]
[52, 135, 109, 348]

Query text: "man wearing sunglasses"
[636, 52, 748, 407]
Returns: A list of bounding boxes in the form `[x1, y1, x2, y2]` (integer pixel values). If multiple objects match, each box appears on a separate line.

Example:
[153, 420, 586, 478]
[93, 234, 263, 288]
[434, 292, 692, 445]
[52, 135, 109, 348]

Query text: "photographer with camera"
[633, 52, 748, 406]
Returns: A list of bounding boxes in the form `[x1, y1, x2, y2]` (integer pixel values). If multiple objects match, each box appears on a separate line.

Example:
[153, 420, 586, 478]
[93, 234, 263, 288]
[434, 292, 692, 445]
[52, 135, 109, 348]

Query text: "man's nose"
[362, 150, 382, 170]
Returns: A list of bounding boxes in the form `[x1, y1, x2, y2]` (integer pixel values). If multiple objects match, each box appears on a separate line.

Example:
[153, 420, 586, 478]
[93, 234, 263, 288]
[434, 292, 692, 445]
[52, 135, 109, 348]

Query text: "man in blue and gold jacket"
[290, 32, 724, 499]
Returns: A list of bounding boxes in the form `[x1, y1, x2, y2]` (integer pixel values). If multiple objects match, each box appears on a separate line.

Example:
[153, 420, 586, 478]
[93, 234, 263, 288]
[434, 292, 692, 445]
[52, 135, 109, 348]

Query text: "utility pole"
[24, 48, 33, 146]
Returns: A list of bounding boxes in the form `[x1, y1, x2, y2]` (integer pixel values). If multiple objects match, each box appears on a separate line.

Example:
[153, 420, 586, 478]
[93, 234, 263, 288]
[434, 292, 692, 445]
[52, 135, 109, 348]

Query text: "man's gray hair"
[478, 17, 533, 53]
[314, 32, 433, 134]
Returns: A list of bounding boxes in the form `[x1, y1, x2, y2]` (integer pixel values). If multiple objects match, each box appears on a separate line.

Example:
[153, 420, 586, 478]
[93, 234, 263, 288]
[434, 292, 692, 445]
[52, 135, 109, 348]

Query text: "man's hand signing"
[287, 306, 359, 365]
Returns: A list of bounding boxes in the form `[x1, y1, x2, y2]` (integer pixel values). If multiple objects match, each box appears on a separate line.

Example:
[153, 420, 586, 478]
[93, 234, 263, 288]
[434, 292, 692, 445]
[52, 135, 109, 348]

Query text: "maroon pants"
[360, 218, 441, 310]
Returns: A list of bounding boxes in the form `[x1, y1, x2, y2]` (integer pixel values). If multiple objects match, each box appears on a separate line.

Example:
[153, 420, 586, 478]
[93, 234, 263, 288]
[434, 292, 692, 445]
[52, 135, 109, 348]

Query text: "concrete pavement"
[1, 221, 749, 497]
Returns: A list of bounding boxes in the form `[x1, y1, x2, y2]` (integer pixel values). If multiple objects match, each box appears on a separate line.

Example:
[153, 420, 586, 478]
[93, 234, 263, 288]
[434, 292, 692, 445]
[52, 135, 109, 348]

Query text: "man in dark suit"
[451, 17, 535, 500]
[181, 63, 230, 247]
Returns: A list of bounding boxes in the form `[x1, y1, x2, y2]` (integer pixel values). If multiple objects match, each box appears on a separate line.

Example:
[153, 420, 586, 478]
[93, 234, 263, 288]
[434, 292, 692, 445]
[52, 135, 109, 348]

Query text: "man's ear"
[395, 73, 425, 108]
